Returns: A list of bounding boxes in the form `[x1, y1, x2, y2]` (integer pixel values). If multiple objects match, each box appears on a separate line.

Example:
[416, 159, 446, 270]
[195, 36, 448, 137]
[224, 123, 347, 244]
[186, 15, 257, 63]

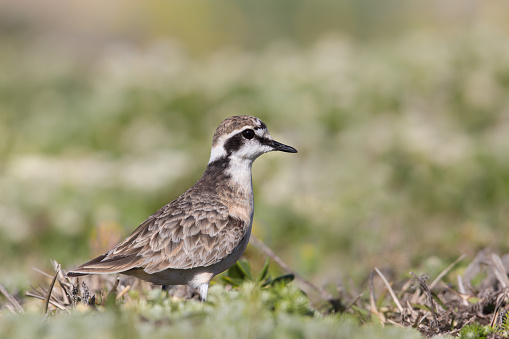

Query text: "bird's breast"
[223, 189, 254, 224]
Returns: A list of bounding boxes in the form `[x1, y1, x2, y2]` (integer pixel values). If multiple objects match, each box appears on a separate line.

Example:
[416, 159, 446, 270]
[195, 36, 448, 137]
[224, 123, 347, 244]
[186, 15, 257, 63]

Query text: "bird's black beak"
[270, 140, 298, 153]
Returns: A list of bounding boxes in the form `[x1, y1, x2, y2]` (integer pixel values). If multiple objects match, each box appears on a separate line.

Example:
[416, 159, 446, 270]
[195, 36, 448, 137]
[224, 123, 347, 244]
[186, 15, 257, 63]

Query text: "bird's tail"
[67, 253, 139, 277]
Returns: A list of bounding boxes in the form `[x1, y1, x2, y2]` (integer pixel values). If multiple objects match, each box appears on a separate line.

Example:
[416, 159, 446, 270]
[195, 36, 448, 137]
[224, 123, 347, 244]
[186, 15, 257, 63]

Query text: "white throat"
[225, 155, 254, 191]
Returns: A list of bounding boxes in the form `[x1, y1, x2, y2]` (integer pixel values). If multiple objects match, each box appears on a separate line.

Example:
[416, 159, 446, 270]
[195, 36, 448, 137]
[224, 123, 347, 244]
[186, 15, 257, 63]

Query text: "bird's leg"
[198, 283, 209, 302]
[161, 284, 171, 298]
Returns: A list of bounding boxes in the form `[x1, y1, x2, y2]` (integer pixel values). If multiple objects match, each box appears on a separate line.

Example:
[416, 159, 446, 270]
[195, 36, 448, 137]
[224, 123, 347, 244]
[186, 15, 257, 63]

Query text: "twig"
[491, 253, 509, 289]
[397, 279, 413, 299]
[57, 280, 72, 306]
[116, 286, 131, 300]
[405, 300, 419, 320]
[410, 284, 421, 304]
[26, 292, 69, 312]
[344, 292, 365, 312]
[52, 259, 72, 305]
[418, 311, 431, 327]
[107, 278, 120, 299]
[0, 283, 24, 314]
[386, 319, 405, 328]
[369, 270, 386, 326]
[32, 267, 53, 279]
[490, 291, 508, 328]
[412, 311, 422, 328]
[456, 275, 469, 306]
[410, 272, 438, 325]
[374, 267, 404, 313]
[43, 264, 60, 315]
[429, 254, 466, 290]
[458, 315, 477, 332]
[250, 235, 334, 302]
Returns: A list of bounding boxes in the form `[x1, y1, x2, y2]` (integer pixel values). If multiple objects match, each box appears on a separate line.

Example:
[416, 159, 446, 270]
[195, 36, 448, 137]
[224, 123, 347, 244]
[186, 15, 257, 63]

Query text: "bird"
[67, 115, 297, 301]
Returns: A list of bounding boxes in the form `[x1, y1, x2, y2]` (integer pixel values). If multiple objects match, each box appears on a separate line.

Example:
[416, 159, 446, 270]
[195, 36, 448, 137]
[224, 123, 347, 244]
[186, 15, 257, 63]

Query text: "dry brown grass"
[2, 248, 507, 338]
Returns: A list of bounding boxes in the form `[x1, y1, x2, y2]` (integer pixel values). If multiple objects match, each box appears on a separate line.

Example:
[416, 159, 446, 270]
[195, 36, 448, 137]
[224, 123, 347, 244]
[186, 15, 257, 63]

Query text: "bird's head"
[209, 116, 297, 165]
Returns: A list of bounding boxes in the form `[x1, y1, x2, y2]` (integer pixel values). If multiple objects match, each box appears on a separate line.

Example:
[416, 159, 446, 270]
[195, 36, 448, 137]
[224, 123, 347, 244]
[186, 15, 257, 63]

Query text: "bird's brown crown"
[211, 115, 267, 147]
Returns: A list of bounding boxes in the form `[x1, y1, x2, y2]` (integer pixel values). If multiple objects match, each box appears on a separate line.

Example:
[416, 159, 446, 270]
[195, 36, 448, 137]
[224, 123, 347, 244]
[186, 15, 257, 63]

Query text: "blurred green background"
[1, 0, 509, 292]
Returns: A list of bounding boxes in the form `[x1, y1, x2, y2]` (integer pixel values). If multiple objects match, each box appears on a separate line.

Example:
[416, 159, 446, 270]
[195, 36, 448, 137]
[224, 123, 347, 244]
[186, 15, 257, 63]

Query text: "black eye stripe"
[223, 128, 270, 155]
[224, 134, 244, 154]
[258, 137, 271, 145]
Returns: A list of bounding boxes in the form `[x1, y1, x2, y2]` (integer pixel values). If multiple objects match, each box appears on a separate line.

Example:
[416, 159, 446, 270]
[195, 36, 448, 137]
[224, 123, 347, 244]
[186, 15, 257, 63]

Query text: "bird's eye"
[242, 129, 255, 140]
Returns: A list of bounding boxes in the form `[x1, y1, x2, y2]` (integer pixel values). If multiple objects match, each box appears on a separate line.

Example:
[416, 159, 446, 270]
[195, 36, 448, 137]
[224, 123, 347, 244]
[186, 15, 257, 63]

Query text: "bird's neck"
[225, 156, 254, 192]
[204, 155, 253, 193]
[203, 155, 254, 222]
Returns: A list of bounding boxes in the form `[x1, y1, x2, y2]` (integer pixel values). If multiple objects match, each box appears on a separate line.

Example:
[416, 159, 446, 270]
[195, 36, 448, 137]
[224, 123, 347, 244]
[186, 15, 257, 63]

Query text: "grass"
[2, 249, 509, 338]
[1, 260, 426, 339]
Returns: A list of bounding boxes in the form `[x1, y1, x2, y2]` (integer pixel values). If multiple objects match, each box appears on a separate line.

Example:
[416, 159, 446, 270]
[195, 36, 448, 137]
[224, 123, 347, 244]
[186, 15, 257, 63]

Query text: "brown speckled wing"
[69, 199, 247, 275]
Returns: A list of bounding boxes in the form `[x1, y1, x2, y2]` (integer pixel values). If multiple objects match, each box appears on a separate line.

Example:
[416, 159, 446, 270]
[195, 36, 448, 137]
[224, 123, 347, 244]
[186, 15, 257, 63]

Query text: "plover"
[67, 115, 297, 301]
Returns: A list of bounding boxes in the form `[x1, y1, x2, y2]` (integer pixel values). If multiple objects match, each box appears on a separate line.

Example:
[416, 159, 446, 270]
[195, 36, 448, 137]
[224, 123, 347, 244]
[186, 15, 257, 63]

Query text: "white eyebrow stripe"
[219, 127, 251, 143]
[254, 129, 264, 137]
[255, 128, 270, 139]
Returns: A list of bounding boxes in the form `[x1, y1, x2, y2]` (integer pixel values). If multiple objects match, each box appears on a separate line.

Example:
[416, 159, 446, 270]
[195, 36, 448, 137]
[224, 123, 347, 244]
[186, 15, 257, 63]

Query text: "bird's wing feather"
[68, 199, 247, 275]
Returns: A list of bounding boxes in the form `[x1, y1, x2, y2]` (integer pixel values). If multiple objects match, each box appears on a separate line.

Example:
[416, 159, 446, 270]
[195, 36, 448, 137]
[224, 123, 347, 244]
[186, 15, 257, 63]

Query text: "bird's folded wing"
[68, 201, 247, 275]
